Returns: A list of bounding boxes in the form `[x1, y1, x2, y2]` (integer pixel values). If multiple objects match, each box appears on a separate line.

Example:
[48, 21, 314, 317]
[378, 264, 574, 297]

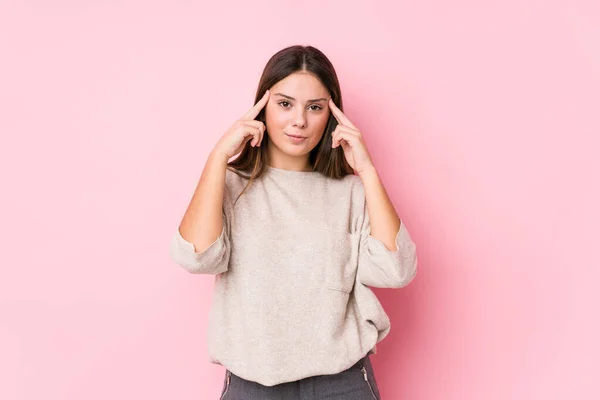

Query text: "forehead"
[270, 72, 329, 98]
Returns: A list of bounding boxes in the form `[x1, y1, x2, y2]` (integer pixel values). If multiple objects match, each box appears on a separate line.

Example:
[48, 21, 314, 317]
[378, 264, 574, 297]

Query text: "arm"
[171, 90, 269, 274]
[169, 150, 231, 274]
[325, 97, 417, 288]
[359, 166, 401, 251]
[356, 167, 418, 288]
[178, 150, 229, 251]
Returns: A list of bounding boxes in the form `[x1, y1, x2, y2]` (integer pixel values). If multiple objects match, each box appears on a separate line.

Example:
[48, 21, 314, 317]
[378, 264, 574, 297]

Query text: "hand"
[214, 90, 270, 160]
[329, 98, 375, 175]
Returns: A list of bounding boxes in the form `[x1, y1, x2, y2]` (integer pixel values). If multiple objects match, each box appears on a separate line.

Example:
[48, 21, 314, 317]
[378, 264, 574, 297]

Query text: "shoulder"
[224, 167, 247, 187]
[223, 167, 251, 206]
[326, 173, 366, 207]
[328, 174, 368, 224]
[341, 173, 365, 195]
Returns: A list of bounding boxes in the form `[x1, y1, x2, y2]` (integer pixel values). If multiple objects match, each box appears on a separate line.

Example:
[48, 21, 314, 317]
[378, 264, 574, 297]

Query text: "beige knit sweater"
[169, 165, 417, 386]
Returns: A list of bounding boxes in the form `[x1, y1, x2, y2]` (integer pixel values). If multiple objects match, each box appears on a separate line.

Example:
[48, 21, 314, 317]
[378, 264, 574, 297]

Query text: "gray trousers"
[219, 354, 381, 400]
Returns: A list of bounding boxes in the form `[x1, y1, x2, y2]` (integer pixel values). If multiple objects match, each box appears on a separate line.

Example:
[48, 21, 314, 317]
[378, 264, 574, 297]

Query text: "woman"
[169, 45, 418, 399]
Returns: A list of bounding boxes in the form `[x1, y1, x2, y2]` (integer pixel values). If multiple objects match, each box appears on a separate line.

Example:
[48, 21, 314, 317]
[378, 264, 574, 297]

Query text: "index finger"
[328, 98, 358, 130]
[242, 90, 270, 120]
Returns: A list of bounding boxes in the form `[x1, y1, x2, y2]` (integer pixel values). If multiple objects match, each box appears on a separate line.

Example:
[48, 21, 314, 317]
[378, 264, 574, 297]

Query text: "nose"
[292, 108, 307, 128]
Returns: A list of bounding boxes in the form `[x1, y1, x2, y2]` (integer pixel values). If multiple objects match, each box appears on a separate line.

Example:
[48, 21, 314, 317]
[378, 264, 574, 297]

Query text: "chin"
[283, 147, 309, 156]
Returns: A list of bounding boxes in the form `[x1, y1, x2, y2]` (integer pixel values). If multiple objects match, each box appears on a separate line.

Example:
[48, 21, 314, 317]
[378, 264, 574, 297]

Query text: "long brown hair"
[227, 45, 354, 203]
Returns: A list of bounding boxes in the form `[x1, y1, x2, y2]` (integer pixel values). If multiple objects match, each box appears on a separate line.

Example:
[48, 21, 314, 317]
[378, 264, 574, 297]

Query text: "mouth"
[286, 133, 306, 138]
[285, 133, 307, 143]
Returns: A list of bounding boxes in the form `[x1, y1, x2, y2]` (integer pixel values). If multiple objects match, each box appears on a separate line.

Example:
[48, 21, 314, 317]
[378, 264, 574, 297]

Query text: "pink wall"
[1, 1, 598, 399]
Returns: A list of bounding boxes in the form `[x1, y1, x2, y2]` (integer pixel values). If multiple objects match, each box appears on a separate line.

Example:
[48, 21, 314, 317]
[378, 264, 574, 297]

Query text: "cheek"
[266, 107, 287, 128]
[308, 115, 330, 142]
[311, 114, 330, 130]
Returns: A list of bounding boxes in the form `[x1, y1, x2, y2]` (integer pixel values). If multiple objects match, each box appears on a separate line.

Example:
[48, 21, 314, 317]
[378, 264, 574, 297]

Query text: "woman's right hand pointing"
[214, 90, 270, 160]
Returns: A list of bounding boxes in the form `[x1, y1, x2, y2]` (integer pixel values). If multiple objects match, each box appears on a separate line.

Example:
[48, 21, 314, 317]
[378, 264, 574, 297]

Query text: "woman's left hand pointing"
[329, 98, 375, 176]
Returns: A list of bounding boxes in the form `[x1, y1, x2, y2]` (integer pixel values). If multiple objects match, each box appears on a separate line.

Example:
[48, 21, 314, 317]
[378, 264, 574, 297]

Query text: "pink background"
[1, 1, 599, 399]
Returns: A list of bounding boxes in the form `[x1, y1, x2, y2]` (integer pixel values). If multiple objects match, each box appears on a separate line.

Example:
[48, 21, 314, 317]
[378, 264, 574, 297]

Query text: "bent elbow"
[169, 228, 230, 275]
[391, 252, 418, 288]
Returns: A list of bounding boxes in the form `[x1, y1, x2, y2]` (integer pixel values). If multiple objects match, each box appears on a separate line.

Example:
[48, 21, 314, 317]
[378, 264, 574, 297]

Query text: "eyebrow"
[273, 93, 330, 103]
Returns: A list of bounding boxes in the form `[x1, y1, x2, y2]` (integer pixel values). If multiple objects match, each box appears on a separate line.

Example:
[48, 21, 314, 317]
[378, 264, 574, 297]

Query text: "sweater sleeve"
[169, 211, 231, 275]
[354, 182, 418, 289]
[168, 176, 233, 275]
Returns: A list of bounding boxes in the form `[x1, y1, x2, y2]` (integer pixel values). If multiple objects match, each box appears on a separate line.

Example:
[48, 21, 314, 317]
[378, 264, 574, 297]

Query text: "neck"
[267, 149, 312, 172]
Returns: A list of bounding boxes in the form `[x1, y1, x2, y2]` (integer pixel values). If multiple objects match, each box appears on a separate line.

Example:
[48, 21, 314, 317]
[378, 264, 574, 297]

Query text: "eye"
[309, 105, 323, 111]
[278, 101, 291, 108]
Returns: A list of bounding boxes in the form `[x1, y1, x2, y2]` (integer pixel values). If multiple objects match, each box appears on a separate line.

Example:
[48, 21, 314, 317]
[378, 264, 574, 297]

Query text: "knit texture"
[169, 165, 418, 386]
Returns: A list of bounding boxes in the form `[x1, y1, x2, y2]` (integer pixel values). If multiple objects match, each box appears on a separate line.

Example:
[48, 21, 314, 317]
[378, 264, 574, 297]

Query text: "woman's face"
[264, 72, 331, 166]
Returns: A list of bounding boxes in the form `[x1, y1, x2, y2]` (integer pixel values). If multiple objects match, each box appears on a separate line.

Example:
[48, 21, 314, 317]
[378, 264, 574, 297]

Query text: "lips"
[286, 133, 306, 138]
